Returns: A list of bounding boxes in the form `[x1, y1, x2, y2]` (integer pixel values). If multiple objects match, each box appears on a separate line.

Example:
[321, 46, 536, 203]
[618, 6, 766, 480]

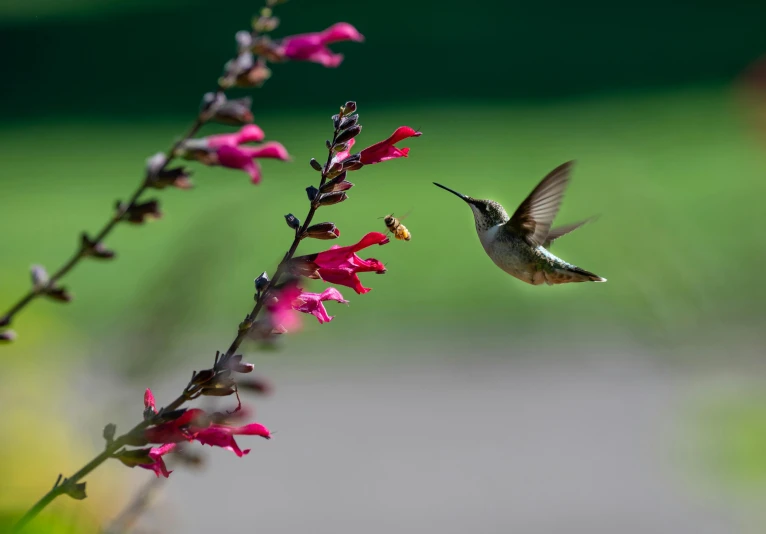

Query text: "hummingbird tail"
[544, 266, 607, 285]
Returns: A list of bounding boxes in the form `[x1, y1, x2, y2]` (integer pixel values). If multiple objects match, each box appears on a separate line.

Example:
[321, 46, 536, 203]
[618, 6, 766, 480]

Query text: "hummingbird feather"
[543, 216, 597, 248]
[506, 160, 573, 246]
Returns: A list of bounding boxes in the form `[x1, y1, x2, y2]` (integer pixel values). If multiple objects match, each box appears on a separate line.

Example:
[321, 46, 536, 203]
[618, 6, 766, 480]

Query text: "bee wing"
[505, 161, 573, 246]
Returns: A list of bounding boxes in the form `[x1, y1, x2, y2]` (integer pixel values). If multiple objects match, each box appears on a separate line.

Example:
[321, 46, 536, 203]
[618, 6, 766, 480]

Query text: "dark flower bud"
[325, 139, 332, 150]
[225, 354, 255, 374]
[145, 153, 193, 190]
[211, 97, 254, 126]
[342, 160, 364, 172]
[284, 214, 300, 230]
[303, 222, 340, 240]
[342, 101, 357, 115]
[30, 265, 49, 289]
[201, 376, 237, 397]
[45, 286, 72, 303]
[309, 158, 323, 172]
[103, 423, 116, 444]
[255, 272, 270, 293]
[332, 114, 341, 130]
[0, 330, 16, 343]
[116, 448, 154, 468]
[237, 376, 273, 395]
[190, 369, 216, 386]
[339, 114, 358, 130]
[335, 125, 362, 144]
[327, 161, 344, 176]
[316, 191, 348, 207]
[199, 91, 227, 122]
[81, 233, 115, 260]
[234, 61, 272, 88]
[306, 186, 319, 201]
[118, 199, 162, 224]
[63, 481, 87, 501]
[320, 173, 354, 193]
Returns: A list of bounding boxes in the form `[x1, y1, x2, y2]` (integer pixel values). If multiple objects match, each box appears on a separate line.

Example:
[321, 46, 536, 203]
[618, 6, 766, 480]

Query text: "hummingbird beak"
[433, 182, 471, 203]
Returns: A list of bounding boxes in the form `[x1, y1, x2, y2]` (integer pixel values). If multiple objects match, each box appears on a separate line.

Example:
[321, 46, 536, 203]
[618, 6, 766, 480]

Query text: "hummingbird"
[433, 161, 606, 285]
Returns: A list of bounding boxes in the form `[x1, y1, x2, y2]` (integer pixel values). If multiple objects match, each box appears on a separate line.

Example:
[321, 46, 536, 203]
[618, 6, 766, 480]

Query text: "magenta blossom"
[141, 389, 271, 460]
[140, 443, 177, 478]
[268, 284, 349, 330]
[293, 287, 348, 323]
[279, 23, 364, 68]
[333, 127, 421, 169]
[178, 125, 290, 184]
[292, 232, 389, 294]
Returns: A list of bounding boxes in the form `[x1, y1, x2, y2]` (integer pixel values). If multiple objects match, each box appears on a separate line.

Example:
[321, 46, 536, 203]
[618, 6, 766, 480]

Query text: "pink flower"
[178, 125, 290, 184]
[140, 443, 177, 478]
[332, 127, 421, 171]
[294, 232, 389, 294]
[144, 388, 157, 413]
[268, 284, 349, 330]
[359, 126, 421, 165]
[293, 287, 348, 323]
[194, 423, 271, 457]
[280, 23, 364, 68]
[267, 284, 304, 332]
[116, 442, 177, 479]
[143, 407, 208, 444]
[206, 124, 265, 148]
[216, 142, 290, 184]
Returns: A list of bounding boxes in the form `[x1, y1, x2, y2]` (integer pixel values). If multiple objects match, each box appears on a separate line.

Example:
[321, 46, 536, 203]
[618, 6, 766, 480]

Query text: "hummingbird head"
[433, 183, 509, 232]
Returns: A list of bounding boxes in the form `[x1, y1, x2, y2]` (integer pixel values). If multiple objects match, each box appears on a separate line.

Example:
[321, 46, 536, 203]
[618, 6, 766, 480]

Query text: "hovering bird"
[433, 161, 606, 285]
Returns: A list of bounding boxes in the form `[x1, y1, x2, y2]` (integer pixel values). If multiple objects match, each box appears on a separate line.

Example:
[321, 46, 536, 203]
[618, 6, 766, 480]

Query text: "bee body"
[383, 214, 411, 241]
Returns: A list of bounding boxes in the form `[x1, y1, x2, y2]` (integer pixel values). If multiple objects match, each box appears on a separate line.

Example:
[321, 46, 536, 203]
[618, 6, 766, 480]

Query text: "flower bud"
[305, 186, 319, 201]
[45, 287, 72, 303]
[118, 199, 162, 224]
[225, 354, 255, 374]
[199, 91, 227, 122]
[284, 214, 300, 230]
[103, 423, 116, 444]
[210, 97, 254, 126]
[201, 376, 237, 397]
[81, 233, 115, 260]
[309, 158, 323, 172]
[332, 114, 341, 130]
[342, 101, 357, 115]
[191, 369, 216, 386]
[63, 481, 87, 501]
[235, 30, 254, 50]
[303, 222, 340, 240]
[0, 330, 16, 343]
[254, 273, 270, 294]
[320, 172, 354, 193]
[339, 114, 358, 130]
[335, 125, 361, 144]
[316, 191, 348, 207]
[116, 448, 154, 468]
[30, 265, 49, 289]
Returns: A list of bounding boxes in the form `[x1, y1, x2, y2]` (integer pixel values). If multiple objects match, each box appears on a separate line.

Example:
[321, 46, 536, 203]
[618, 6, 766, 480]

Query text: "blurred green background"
[3, 0, 766, 532]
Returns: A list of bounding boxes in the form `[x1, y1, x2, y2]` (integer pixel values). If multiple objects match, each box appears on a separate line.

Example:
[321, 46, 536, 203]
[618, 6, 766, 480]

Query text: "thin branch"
[13, 106, 346, 532]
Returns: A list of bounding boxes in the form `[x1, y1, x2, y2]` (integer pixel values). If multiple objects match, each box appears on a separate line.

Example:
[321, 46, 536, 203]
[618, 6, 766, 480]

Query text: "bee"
[382, 213, 411, 241]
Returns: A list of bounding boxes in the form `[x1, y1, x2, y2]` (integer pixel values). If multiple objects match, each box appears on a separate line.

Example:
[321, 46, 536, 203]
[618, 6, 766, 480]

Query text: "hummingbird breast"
[477, 224, 582, 285]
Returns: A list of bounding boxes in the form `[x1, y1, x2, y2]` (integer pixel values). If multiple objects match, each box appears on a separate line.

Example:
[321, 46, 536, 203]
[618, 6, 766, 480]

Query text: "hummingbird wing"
[505, 161, 573, 246]
[543, 217, 596, 248]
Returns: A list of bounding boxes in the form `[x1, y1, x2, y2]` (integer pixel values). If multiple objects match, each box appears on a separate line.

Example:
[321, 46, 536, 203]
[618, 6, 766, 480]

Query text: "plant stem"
[0, 104, 214, 332]
[14, 114, 340, 532]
